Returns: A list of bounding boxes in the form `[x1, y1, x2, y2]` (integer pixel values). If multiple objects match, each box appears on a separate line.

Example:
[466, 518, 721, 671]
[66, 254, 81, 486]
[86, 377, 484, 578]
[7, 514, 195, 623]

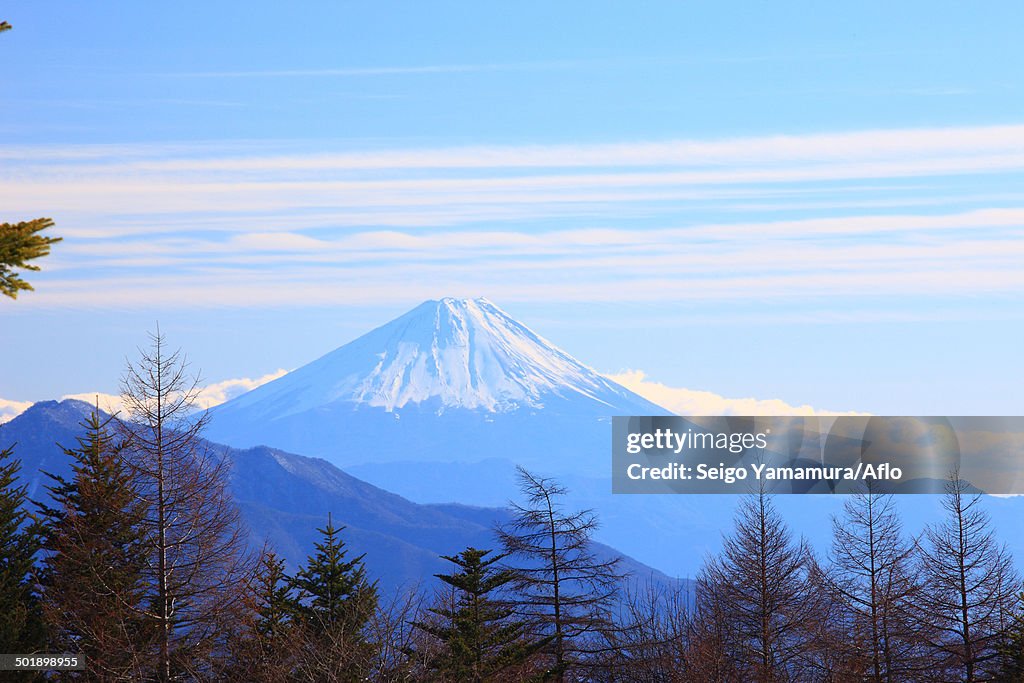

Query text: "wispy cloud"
[13, 122, 1024, 171]
[163, 59, 595, 79]
[5, 123, 1024, 312]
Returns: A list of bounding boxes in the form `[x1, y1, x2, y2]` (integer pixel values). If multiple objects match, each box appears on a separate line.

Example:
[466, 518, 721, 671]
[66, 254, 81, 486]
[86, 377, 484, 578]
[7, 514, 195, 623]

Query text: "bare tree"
[915, 472, 1020, 682]
[120, 329, 255, 680]
[695, 489, 823, 682]
[596, 580, 695, 682]
[367, 585, 432, 682]
[824, 489, 925, 681]
[496, 466, 623, 681]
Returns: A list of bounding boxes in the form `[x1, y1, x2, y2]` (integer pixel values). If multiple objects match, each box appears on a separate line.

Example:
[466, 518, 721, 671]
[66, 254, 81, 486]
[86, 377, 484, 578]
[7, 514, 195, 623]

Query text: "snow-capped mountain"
[217, 297, 657, 416]
[205, 297, 667, 473]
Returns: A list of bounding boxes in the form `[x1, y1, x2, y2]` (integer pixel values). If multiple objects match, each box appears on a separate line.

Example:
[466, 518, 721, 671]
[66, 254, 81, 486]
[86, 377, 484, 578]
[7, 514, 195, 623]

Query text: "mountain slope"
[206, 298, 668, 473]
[1, 400, 677, 593]
[202, 298, 1024, 581]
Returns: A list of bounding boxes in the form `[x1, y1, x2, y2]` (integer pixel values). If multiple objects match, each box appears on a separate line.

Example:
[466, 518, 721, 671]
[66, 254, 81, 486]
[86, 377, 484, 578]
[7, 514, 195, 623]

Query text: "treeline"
[1, 335, 1023, 681]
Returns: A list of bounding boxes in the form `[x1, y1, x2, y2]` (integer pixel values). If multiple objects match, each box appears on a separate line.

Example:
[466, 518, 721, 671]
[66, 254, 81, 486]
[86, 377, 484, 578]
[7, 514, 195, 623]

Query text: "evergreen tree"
[36, 410, 152, 680]
[222, 550, 299, 682]
[413, 547, 543, 682]
[0, 445, 46, 658]
[1, 27, 61, 300]
[289, 514, 379, 681]
[251, 551, 295, 641]
[497, 467, 623, 682]
[1000, 592, 1024, 682]
[0, 218, 61, 299]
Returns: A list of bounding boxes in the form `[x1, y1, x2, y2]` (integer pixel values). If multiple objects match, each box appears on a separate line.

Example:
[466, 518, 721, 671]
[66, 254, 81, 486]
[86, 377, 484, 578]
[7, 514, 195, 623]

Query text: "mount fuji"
[190, 299, 1024, 579]
[206, 298, 668, 476]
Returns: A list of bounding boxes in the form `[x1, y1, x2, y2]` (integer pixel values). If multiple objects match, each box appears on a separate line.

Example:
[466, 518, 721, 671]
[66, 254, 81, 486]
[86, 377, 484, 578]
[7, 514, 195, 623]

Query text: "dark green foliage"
[0, 218, 61, 299]
[1, 28, 61, 300]
[291, 515, 378, 635]
[999, 592, 1024, 682]
[252, 551, 295, 641]
[413, 547, 544, 682]
[221, 551, 300, 682]
[289, 515, 379, 681]
[37, 410, 152, 680]
[0, 446, 46, 658]
[1, 22, 59, 302]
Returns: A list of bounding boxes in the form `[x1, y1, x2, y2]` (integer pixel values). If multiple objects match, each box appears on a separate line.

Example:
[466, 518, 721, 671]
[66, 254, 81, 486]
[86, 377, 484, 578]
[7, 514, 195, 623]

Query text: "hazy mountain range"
[5, 297, 1022, 584]
[0, 398, 675, 595]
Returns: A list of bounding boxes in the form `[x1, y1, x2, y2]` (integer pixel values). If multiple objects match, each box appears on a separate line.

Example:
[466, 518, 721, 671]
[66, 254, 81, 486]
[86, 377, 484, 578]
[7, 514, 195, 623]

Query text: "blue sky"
[3, 1, 1024, 416]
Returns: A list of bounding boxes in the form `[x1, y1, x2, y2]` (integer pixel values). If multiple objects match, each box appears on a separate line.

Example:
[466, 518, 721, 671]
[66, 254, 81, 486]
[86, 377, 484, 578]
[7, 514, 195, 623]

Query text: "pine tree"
[412, 547, 543, 682]
[221, 550, 299, 682]
[1000, 592, 1024, 682]
[289, 514, 379, 681]
[37, 410, 152, 680]
[497, 467, 623, 682]
[0, 218, 61, 299]
[0, 445, 46, 659]
[916, 472, 1020, 681]
[251, 551, 295, 641]
[1, 27, 61, 300]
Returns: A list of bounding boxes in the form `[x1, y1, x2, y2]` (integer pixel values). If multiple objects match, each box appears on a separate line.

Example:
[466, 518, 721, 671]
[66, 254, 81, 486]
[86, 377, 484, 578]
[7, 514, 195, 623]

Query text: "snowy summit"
[205, 297, 665, 469]
[220, 297, 649, 416]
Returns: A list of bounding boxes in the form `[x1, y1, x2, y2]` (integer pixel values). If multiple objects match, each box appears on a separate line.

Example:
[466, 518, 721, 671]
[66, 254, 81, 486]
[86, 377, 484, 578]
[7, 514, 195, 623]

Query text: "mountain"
[203, 297, 1024, 581]
[0, 399, 678, 595]
[206, 297, 668, 474]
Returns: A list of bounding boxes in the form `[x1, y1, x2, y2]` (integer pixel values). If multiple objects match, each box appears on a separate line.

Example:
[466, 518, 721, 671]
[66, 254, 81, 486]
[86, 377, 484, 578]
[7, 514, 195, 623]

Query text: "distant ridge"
[1, 399, 678, 593]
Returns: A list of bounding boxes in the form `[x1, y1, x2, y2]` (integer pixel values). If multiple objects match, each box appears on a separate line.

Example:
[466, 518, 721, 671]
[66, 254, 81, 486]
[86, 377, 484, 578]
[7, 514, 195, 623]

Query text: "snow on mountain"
[219, 297, 656, 417]
[205, 298, 667, 473]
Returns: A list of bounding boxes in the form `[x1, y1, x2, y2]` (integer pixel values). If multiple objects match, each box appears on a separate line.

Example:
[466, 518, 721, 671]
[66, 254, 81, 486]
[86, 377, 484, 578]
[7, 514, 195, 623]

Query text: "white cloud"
[12, 122, 1024, 170]
[605, 370, 867, 417]
[59, 392, 125, 416]
[193, 369, 289, 409]
[0, 399, 34, 425]
[5, 123, 1024, 313]
[0, 370, 290, 425]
